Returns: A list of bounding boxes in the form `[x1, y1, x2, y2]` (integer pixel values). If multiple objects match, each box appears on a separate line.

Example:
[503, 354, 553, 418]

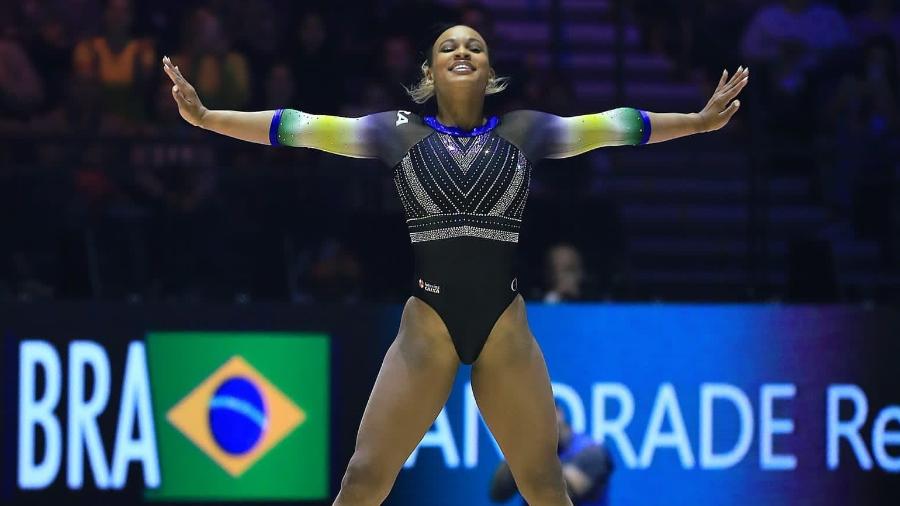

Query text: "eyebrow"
[440, 37, 485, 45]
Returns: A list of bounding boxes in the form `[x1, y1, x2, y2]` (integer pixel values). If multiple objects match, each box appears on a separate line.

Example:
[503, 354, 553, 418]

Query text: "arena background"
[1, 0, 899, 505]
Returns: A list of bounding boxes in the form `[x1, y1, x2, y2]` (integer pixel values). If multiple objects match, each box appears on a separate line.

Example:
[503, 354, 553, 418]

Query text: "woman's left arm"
[543, 66, 749, 158]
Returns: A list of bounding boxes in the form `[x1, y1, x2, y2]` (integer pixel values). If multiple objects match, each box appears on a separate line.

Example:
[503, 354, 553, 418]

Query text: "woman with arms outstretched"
[163, 24, 748, 506]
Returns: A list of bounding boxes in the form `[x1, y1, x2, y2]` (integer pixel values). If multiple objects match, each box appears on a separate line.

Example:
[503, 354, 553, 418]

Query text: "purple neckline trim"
[424, 115, 500, 137]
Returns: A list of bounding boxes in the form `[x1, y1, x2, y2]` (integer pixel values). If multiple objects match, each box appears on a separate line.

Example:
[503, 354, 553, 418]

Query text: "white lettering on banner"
[872, 407, 900, 472]
[592, 383, 638, 468]
[639, 383, 695, 468]
[410, 383, 590, 469]
[110, 342, 160, 488]
[828, 384, 874, 470]
[67, 341, 112, 489]
[700, 383, 754, 469]
[401, 381, 900, 473]
[463, 383, 503, 468]
[760, 384, 797, 470]
[405, 408, 460, 468]
[553, 382, 586, 434]
[18, 341, 63, 489]
[17, 340, 160, 490]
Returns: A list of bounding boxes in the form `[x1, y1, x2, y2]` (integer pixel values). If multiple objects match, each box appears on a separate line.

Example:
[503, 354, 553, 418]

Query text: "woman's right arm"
[162, 56, 380, 157]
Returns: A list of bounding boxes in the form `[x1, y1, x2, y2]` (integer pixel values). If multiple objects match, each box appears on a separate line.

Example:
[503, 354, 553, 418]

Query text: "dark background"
[1, 0, 897, 306]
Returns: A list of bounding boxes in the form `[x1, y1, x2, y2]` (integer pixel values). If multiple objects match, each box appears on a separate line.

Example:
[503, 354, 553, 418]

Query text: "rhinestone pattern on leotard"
[393, 128, 532, 244]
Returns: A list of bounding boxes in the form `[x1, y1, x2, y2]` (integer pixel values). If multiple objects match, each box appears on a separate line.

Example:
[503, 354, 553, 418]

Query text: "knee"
[516, 467, 569, 505]
[337, 454, 394, 505]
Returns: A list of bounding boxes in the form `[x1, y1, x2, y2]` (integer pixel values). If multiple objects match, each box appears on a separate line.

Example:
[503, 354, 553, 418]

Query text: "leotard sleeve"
[498, 108, 651, 162]
[268, 109, 430, 167]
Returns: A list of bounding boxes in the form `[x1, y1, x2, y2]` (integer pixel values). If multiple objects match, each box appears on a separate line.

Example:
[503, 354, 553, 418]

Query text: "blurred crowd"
[636, 0, 899, 295]
[0, 0, 897, 303]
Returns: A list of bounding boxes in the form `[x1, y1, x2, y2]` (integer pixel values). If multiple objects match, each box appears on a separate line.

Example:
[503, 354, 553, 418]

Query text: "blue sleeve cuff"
[269, 108, 284, 146]
[638, 109, 652, 145]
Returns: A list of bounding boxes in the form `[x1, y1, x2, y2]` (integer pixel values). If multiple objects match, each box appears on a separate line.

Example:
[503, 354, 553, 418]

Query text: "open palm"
[698, 66, 750, 133]
[162, 56, 208, 127]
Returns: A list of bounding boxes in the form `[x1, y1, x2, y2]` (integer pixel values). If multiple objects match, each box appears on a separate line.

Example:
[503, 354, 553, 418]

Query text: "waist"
[411, 237, 518, 292]
[406, 214, 521, 244]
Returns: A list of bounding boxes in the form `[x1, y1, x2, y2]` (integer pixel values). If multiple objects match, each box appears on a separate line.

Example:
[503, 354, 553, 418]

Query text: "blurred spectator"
[741, 0, 854, 189]
[225, 0, 282, 83]
[307, 238, 363, 303]
[460, 2, 497, 42]
[543, 243, 586, 303]
[633, 0, 693, 75]
[264, 63, 297, 110]
[381, 34, 418, 107]
[0, 29, 45, 120]
[31, 75, 104, 133]
[851, 0, 900, 47]
[173, 7, 250, 111]
[290, 11, 340, 113]
[72, 0, 156, 126]
[741, 0, 853, 70]
[687, 0, 755, 83]
[489, 404, 613, 505]
[825, 35, 899, 264]
[22, 11, 71, 112]
[134, 154, 220, 300]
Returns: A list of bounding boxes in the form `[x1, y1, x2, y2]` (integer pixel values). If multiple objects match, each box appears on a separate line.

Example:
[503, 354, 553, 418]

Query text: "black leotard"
[271, 108, 650, 363]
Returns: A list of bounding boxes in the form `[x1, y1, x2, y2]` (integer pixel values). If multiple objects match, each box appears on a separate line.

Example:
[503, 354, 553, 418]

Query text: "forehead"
[434, 25, 486, 47]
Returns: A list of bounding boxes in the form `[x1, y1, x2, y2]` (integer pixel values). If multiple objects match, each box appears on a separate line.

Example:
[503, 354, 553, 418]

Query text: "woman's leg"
[471, 295, 573, 506]
[333, 296, 460, 506]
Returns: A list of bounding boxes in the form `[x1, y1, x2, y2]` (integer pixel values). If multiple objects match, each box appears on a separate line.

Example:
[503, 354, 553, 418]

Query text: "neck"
[435, 88, 485, 131]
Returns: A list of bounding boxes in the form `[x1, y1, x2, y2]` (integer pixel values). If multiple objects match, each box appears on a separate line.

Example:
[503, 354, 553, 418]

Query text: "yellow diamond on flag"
[166, 355, 305, 477]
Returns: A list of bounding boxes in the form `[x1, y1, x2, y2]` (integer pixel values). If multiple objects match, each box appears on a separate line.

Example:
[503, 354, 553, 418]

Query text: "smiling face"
[428, 25, 494, 98]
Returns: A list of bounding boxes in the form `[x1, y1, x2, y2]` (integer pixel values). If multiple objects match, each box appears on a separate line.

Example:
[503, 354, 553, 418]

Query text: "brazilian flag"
[145, 332, 329, 501]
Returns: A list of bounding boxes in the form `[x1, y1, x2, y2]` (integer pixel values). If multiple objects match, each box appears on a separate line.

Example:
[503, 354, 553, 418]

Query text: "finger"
[163, 65, 179, 83]
[719, 99, 741, 123]
[162, 57, 189, 85]
[721, 67, 745, 93]
[163, 64, 186, 88]
[720, 71, 749, 99]
[173, 65, 188, 82]
[163, 56, 178, 77]
[730, 66, 749, 87]
[721, 76, 749, 102]
[715, 69, 728, 92]
[172, 85, 194, 105]
[723, 66, 743, 90]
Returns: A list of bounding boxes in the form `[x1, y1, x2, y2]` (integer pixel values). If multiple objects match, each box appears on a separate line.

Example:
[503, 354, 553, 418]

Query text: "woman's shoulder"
[497, 110, 558, 135]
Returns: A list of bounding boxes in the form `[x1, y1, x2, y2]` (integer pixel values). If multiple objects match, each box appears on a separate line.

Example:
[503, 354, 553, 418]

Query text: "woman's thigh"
[345, 296, 460, 477]
[470, 296, 569, 504]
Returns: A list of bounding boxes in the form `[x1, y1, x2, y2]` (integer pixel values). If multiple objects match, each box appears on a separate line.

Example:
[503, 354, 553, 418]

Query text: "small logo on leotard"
[396, 111, 411, 126]
[511, 277, 518, 292]
[418, 278, 440, 294]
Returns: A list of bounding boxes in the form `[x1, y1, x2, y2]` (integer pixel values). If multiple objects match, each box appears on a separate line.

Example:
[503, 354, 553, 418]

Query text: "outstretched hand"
[698, 66, 749, 133]
[162, 56, 208, 127]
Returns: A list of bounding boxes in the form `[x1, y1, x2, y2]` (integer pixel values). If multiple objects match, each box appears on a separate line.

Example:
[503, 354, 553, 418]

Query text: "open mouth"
[449, 61, 475, 74]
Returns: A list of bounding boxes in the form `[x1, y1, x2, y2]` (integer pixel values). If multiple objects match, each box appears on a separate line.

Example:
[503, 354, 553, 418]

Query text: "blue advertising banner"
[3, 303, 899, 505]
[390, 305, 900, 506]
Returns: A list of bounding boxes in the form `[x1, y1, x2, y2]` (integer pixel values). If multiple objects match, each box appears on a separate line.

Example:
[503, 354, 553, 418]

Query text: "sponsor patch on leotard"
[419, 278, 440, 294]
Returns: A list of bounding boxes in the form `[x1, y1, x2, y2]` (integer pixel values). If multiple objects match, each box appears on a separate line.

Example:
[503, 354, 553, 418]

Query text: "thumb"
[720, 100, 741, 123]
